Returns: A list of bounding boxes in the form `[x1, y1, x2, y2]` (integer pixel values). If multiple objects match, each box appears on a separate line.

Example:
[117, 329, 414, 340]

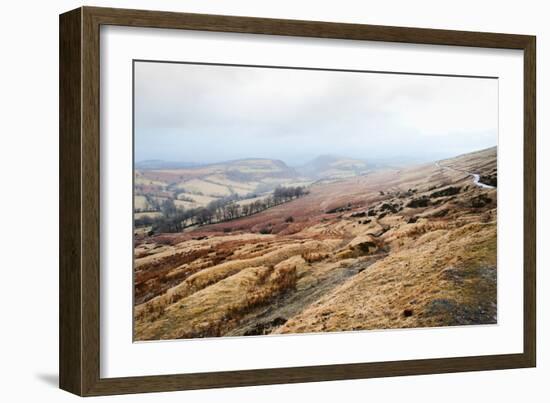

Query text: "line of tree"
[135, 185, 309, 234]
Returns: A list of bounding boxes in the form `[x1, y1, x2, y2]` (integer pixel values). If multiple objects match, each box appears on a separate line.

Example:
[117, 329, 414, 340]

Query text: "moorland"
[133, 147, 497, 340]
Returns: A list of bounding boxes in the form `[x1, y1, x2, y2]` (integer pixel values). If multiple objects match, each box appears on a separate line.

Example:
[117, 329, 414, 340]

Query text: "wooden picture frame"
[59, 6, 536, 396]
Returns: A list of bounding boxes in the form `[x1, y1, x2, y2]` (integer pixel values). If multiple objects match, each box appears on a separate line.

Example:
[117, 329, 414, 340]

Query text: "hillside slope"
[134, 158, 310, 211]
[134, 147, 497, 340]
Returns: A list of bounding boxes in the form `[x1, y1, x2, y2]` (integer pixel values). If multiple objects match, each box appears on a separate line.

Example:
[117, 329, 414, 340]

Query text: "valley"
[133, 147, 497, 340]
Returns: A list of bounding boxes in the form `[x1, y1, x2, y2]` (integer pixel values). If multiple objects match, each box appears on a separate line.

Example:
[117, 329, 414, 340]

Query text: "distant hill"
[201, 158, 299, 181]
[135, 160, 203, 170]
[134, 158, 310, 211]
[134, 156, 375, 213]
[296, 155, 369, 180]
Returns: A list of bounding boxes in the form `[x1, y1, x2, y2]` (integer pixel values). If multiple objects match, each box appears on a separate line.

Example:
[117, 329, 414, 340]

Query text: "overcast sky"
[134, 61, 497, 166]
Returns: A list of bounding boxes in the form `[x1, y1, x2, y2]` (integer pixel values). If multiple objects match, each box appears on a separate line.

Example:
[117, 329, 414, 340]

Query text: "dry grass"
[275, 221, 496, 334]
[133, 239, 334, 329]
[229, 264, 297, 318]
[301, 251, 328, 263]
[134, 247, 213, 304]
[135, 264, 299, 340]
[134, 147, 498, 340]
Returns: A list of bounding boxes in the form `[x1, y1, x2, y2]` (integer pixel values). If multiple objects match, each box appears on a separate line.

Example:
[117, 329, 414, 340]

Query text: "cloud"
[134, 61, 497, 164]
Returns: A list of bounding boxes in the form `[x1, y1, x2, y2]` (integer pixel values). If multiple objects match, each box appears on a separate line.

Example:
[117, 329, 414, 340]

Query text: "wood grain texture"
[523, 37, 536, 367]
[59, 6, 537, 396]
[86, 6, 531, 49]
[59, 7, 82, 396]
[81, 6, 102, 396]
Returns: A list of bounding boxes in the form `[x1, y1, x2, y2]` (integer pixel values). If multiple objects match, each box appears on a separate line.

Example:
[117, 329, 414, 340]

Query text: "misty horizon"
[134, 146, 497, 170]
[134, 61, 498, 165]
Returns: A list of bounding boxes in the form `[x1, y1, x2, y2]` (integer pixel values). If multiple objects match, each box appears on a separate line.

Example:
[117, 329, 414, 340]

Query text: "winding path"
[435, 162, 495, 189]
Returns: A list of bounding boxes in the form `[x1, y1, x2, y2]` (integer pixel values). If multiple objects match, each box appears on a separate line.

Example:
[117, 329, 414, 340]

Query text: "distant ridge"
[296, 155, 370, 179]
[135, 160, 204, 170]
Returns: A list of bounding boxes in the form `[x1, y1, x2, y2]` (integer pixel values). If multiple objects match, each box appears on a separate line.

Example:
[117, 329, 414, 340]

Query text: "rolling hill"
[134, 156, 371, 212]
[296, 155, 370, 180]
[133, 147, 498, 340]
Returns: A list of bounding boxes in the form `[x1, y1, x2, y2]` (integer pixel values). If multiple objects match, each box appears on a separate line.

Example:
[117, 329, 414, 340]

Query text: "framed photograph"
[59, 6, 536, 396]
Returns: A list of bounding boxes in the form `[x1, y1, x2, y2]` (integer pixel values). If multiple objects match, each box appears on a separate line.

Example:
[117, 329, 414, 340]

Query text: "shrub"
[470, 195, 492, 208]
[406, 197, 430, 208]
[350, 211, 366, 218]
[356, 241, 377, 254]
[259, 226, 272, 235]
[326, 205, 351, 214]
[430, 186, 461, 198]
[480, 175, 497, 187]
[380, 203, 399, 213]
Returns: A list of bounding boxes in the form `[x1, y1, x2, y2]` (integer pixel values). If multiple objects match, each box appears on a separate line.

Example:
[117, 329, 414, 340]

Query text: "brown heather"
[134, 147, 498, 340]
